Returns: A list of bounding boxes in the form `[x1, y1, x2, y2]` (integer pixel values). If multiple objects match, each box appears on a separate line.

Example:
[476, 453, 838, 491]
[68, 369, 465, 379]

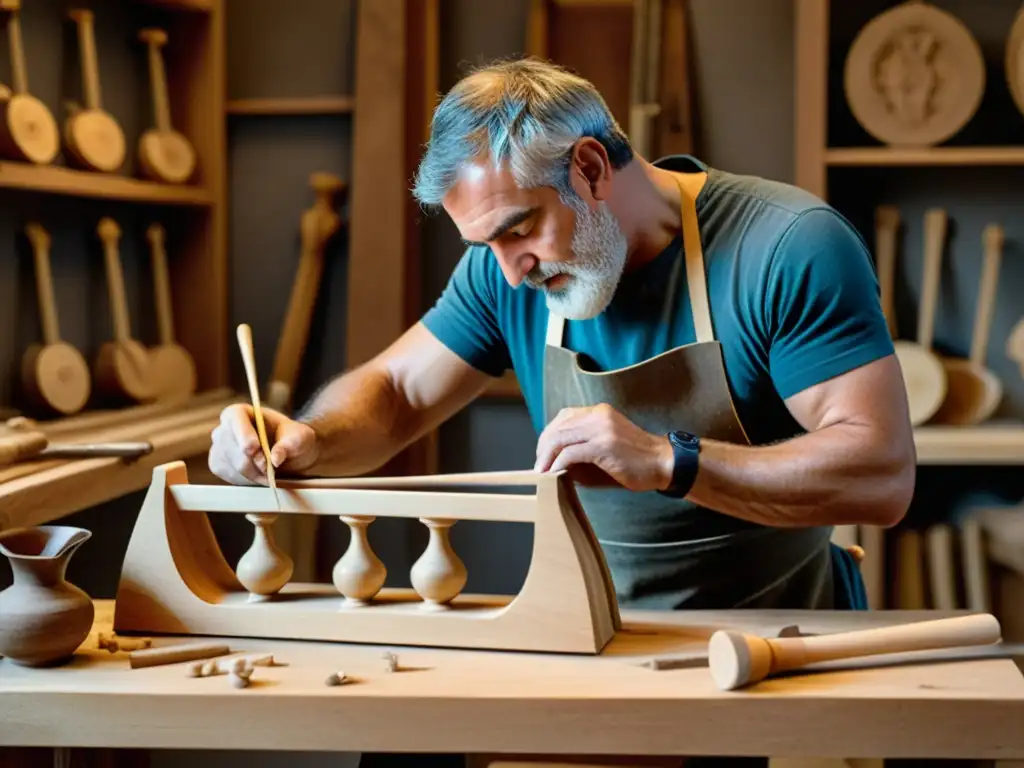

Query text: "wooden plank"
[914, 424, 1024, 464]
[345, 0, 407, 371]
[225, 96, 355, 115]
[794, 0, 827, 198]
[1, 602, 1023, 759]
[0, 162, 212, 205]
[827, 146, 1024, 166]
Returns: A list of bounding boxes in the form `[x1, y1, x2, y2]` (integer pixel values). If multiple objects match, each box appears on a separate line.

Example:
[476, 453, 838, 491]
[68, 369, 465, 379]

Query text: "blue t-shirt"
[421, 155, 894, 446]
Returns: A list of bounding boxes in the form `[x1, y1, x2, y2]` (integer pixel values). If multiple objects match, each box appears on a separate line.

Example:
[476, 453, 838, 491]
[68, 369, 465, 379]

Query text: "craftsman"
[209, 57, 915, 613]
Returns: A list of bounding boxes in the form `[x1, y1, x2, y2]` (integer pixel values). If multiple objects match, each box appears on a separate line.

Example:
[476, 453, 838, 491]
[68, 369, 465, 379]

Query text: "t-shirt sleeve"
[420, 245, 511, 377]
[764, 207, 895, 400]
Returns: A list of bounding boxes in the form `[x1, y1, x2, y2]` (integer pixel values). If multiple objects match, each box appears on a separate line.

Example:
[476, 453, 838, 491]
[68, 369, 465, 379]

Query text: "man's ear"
[569, 137, 614, 201]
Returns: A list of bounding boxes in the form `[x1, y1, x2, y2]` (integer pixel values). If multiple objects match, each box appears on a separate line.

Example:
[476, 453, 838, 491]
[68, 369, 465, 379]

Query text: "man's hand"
[208, 404, 319, 486]
[533, 403, 674, 492]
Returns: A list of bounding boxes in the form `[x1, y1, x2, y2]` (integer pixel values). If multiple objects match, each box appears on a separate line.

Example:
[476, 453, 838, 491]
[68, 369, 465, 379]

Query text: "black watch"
[658, 430, 700, 498]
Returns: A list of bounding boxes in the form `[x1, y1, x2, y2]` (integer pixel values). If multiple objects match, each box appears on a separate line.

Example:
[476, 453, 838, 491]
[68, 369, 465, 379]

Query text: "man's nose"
[495, 246, 537, 288]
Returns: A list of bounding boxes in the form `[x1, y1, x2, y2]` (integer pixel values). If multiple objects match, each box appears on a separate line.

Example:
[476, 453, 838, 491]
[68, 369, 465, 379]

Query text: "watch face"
[672, 431, 699, 447]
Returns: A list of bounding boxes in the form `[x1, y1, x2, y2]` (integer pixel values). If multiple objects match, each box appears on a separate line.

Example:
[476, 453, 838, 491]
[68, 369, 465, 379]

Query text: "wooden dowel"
[129, 641, 230, 669]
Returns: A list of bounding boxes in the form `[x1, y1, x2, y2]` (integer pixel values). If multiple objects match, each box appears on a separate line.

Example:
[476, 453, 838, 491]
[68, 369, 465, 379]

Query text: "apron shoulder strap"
[545, 310, 565, 347]
[674, 173, 715, 344]
[544, 172, 715, 348]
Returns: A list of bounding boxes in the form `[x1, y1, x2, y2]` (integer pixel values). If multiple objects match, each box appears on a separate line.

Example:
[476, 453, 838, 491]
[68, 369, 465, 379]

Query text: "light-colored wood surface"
[794, 0, 828, 198]
[112, 461, 620, 654]
[3, 601, 1024, 759]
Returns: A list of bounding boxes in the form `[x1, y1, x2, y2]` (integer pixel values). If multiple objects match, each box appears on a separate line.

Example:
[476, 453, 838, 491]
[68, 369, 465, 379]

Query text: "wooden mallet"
[708, 613, 1002, 691]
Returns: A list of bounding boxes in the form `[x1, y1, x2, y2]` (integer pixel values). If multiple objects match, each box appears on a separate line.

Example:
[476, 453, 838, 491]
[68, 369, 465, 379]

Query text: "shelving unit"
[0, 0, 230, 528]
[794, 0, 1024, 615]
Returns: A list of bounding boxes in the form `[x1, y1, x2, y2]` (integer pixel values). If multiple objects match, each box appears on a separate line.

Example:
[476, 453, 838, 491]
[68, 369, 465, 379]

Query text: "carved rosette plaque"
[844, 1, 985, 147]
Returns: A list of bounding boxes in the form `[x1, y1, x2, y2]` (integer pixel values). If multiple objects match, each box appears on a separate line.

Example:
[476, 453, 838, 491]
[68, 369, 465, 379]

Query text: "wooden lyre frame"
[113, 462, 621, 654]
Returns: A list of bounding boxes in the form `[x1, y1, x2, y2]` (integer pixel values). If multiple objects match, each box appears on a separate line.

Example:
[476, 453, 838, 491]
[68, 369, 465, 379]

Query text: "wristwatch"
[658, 430, 701, 498]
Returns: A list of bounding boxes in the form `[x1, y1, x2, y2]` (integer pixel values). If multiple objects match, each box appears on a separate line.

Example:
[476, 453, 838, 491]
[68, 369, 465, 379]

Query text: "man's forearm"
[293, 363, 415, 476]
[685, 422, 914, 528]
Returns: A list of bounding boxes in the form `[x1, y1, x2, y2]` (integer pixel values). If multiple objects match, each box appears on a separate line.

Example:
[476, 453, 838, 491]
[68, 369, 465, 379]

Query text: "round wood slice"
[149, 343, 197, 401]
[138, 129, 196, 184]
[844, 1, 985, 147]
[94, 339, 155, 402]
[64, 110, 126, 172]
[1007, 5, 1024, 119]
[20, 342, 91, 415]
[932, 358, 1002, 425]
[894, 340, 947, 425]
[0, 95, 59, 164]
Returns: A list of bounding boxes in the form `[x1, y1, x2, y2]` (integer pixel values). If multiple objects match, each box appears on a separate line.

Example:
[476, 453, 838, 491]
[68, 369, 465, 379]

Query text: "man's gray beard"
[525, 194, 628, 320]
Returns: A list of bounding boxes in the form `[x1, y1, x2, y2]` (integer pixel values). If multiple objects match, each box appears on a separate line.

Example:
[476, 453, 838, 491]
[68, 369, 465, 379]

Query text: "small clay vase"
[0, 525, 94, 666]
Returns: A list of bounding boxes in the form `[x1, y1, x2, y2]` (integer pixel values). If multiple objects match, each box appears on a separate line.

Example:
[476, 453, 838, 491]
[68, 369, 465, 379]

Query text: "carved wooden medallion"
[844, 1, 984, 146]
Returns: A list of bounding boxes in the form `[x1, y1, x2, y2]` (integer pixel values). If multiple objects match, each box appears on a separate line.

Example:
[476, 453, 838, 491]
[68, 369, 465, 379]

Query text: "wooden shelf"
[226, 96, 355, 116]
[0, 162, 213, 206]
[481, 370, 525, 399]
[914, 423, 1024, 465]
[135, 0, 212, 11]
[826, 146, 1024, 167]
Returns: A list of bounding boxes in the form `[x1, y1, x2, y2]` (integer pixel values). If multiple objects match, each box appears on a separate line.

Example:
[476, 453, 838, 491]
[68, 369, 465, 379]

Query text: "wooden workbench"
[2, 601, 1024, 763]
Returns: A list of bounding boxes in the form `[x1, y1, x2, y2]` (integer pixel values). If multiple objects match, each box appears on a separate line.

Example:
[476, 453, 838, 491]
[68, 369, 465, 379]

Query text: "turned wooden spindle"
[410, 518, 467, 609]
[332, 515, 386, 606]
[236, 512, 293, 600]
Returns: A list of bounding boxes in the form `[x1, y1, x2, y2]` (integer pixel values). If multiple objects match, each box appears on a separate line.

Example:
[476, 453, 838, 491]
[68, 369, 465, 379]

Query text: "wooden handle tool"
[146, 222, 196, 400]
[64, 9, 125, 172]
[137, 28, 195, 184]
[0, 9, 58, 164]
[933, 223, 1004, 425]
[892, 208, 948, 425]
[266, 172, 346, 412]
[93, 217, 155, 403]
[236, 323, 279, 507]
[709, 613, 1002, 690]
[19, 222, 91, 415]
[0, 431, 150, 466]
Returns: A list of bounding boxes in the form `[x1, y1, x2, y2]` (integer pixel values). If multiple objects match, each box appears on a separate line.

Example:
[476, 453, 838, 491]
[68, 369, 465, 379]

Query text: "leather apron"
[542, 171, 840, 611]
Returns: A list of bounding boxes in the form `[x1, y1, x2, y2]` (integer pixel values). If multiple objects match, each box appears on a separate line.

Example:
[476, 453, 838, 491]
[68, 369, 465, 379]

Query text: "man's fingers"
[535, 422, 592, 472]
[271, 423, 314, 468]
[222, 405, 261, 458]
[547, 441, 596, 474]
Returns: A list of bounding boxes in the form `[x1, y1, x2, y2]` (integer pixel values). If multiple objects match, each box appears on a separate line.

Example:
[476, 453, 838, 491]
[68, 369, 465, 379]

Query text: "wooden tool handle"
[0, 430, 47, 466]
[970, 224, 1004, 365]
[40, 441, 153, 459]
[918, 208, 946, 350]
[97, 217, 131, 342]
[147, 222, 176, 345]
[267, 173, 345, 408]
[773, 613, 1000, 672]
[874, 205, 900, 338]
[68, 8, 101, 110]
[25, 222, 60, 345]
[709, 612, 1003, 690]
[139, 28, 171, 132]
[7, 10, 27, 94]
[236, 323, 279, 501]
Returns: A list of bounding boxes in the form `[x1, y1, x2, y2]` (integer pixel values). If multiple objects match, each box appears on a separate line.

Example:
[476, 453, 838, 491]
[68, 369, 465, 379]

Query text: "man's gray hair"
[412, 57, 633, 210]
